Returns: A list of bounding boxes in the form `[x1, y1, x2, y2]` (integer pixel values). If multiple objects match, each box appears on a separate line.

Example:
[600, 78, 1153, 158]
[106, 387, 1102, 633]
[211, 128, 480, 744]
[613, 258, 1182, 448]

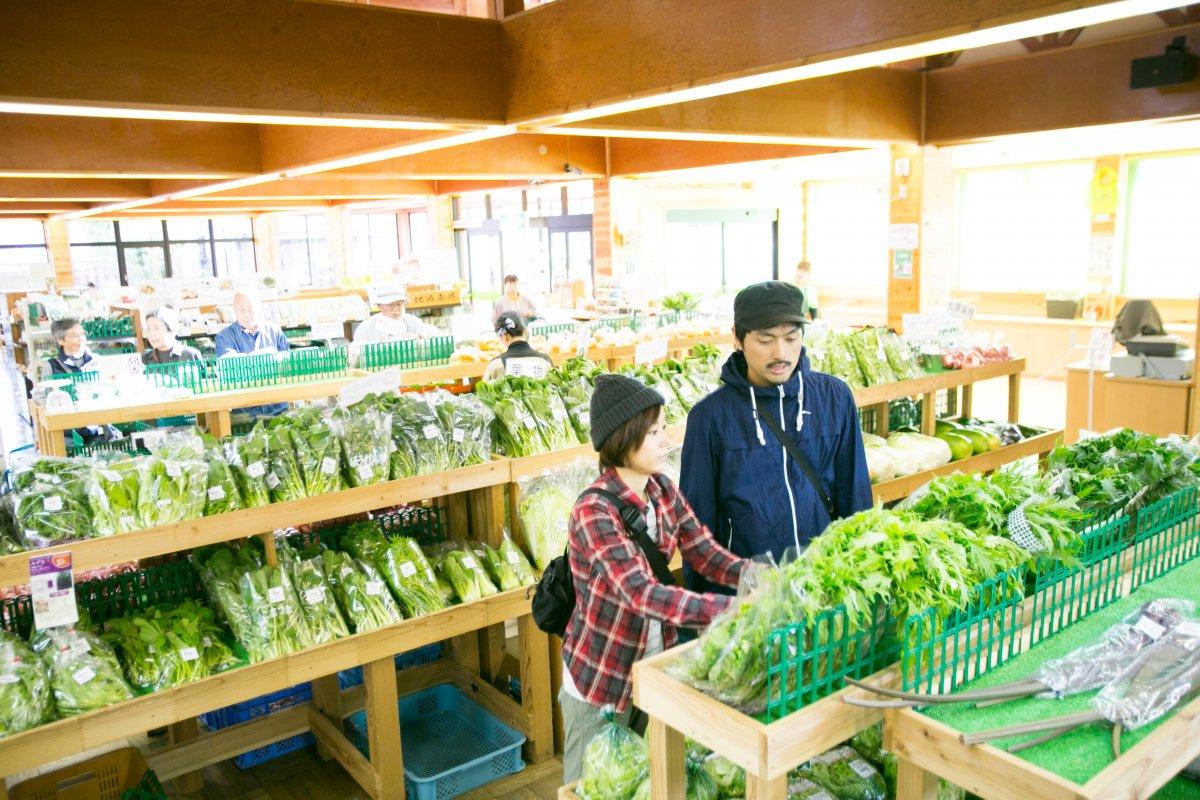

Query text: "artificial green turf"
[921, 556, 1200, 798]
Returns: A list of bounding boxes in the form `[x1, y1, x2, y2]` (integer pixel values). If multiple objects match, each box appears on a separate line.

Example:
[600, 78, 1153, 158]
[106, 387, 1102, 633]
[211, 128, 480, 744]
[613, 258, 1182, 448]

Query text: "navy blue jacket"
[680, 349, 872, 594]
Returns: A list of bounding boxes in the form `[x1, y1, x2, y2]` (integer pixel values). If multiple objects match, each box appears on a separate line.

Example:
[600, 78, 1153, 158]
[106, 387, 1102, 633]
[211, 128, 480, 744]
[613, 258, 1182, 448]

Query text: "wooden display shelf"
[0, 460, 510, 588]
[402, 361, 486, 385]
[852, 359, 1026, 409]
[885, 692, 1200, 800]
[507, 422, 688, 482]
[870, 428, 1062, 504]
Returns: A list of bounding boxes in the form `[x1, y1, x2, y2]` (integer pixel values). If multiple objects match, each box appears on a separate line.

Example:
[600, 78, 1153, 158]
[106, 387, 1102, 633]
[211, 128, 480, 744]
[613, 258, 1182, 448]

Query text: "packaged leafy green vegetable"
[322, 551, 404, 631]
[0, 630, 55, 738]
[137, 454, 207, 529]
[287, 407, 344, 497]
[103, 601, 240, 693]
[435, 573, 455, 605]
[801, 746, 885, 800]
[437, 548, 499, 604]
[476, 534, 536, 590]
[577, 709, 649, 800]
[519, 461, 593, 571]
[687, 762, 719, 800]
[239, 564, 313, 660]
[85, 457, 142, 536]
[428, 390, 495, 469]
[703, 754, 746, 798]
[31, 626, 133, 717]
[227, 424, 271, 507]
[204, 452, 245, 516]
[197, 550, 266, 661]
[386, 393, 454, 475]
[342, 521, 390, 565]
[266, 419, 307, 502]
[786, 777, 835, 799]
[548, 360, 598, 442]
[475, 377, 549, 457]
[10, 457, 93, 547]
[377, 538, 447, 617]
[329, 405, 392, 488]
[290, 555, 350, 644]
[881, 330, 923, 381]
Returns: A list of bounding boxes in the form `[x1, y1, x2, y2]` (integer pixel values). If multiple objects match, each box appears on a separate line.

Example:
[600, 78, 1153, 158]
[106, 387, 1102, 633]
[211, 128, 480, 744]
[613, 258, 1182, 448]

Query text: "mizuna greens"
[321, 550, 404, 632]
[0, 630, 54, 738]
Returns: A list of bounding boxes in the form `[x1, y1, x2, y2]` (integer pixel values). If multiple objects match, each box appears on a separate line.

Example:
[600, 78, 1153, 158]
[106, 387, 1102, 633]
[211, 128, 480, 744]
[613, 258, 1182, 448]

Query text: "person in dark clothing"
[483, 311, 553, 380]
[47, 318, 95, 375]
[679, 281, 872, 596]
[142, 307, 202, 366]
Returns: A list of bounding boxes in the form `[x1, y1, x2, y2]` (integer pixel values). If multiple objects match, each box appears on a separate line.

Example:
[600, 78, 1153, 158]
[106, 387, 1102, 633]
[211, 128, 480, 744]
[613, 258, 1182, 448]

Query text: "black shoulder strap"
[742, 392, 838, 519]
[581, 487, 676, 586]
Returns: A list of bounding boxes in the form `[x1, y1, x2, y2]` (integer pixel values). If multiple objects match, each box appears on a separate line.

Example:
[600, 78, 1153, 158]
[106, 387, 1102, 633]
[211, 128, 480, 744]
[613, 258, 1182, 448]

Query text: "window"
[0, 220, 48, 267]
[664, 210, 776, 294]
[956, 162, 1093, 293]
[1122, 153, 1200, 298]
[407, 210, 429, 252]
[351, 212, 399, 273]
[805, 178, 888, 289]
[277, 214, 333, 287]
[67, 217, 256, 286]
[565, 181, 594, 215]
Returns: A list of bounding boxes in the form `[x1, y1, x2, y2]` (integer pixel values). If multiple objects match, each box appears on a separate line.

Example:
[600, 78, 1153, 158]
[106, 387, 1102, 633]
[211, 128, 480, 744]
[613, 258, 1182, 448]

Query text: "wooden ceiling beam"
[1157, 5, 1200, 26]
[1020, 27, 1085, 51]
[607, 139, 850, 177]
[148, 177, 437, 200]
[0, 178, 151, 201]
[328, 134, 607, 178]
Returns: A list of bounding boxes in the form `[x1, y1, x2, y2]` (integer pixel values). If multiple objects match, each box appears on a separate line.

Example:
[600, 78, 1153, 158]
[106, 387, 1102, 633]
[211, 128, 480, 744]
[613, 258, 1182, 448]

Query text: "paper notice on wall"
[888, 223, 920, 250]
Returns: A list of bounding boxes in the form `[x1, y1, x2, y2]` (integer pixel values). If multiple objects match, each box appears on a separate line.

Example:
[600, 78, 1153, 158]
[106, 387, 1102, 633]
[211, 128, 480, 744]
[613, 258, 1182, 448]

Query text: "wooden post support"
[895, 758, 939, 800]
[518, 615, 555, 763]
[479, 625, 507, 681]
[363, 655, 405, 800]
[168, 718, 205, 794]
[746, 774, 788, 800]
[468, 485, 506, 545]
[647, 717, 687, 800]
[449, 631, 482, 674]
[1008, 372, 1021, 423]
[921, 391, 937, 435]
[959, 383, 973, 420]
[311, 674, 343, 761]
[887, 143, 923, 331]
[202, 410, 232, 439]
[258, 532, 278, 566]
[873, 402, 890, 438]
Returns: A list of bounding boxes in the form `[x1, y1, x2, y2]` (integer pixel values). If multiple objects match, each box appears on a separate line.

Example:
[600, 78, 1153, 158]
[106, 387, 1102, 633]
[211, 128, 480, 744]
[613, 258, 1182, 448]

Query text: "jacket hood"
[719, 348, 813, 445]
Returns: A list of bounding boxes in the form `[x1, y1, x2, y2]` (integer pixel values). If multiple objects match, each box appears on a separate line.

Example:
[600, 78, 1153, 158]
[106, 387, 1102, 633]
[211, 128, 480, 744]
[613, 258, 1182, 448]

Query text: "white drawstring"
[749, 388, 766, 445]
[795, 370, 806, 432]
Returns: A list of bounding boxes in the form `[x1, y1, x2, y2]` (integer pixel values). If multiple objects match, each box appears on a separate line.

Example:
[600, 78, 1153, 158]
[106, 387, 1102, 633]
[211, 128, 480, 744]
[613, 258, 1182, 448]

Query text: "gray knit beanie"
[589, 373, 666, 450]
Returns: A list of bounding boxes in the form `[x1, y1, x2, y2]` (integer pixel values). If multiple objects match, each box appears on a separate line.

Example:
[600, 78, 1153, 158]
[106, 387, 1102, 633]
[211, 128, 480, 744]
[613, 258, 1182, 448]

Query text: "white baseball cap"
[374, 285, 408, 305]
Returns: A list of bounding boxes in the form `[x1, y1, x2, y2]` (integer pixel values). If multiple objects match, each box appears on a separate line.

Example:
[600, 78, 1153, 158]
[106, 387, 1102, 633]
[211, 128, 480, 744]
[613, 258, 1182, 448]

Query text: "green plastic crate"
[293, 505, 448, 552]
[359, 336, 454, 371]
[65, 437, 146, 458]
[765, 601, 898, 721]
[82, 316, 135, 339]
[1130, 486, 1200, 591]
[1027, 513, 1130, 646]
[144, 347, 350, 394]
[900, 566, 1026, 696]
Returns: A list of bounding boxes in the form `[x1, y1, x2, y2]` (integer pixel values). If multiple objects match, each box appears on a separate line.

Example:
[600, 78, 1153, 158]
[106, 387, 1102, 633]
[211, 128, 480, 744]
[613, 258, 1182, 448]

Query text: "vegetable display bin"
[12, 747, 166, 800]
[337, 643, 443, 690]
[345, 682, 526, 800]
[199, 683, 315, 768]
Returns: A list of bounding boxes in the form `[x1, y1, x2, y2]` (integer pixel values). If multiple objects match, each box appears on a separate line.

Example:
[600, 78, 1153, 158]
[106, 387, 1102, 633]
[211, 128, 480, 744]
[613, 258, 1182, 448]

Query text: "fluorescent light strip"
[538, 126, 888, 148]
[0, 172, 240, 180]
[57, 174, 283, 220]
[520, 0, 1184, 127]
[0, 101, 476, 130]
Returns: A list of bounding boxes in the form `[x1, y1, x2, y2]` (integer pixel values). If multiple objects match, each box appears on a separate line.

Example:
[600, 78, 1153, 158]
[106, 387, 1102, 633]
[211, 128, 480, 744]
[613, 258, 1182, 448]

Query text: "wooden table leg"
[518, 615, 554, 763]
[873, 402, 890, 438]
[647, 717, 686, 800]
[311, 674, 343, 761]
[745, 773, 788, 800]
[1008, 372, 1021, 423]
[960, 384, 974, 420]
[364, 655, 405, 800]
[478, 624, 507, 681]
[921, 391, 937, 436]
[202, 410, 232, 439]
[168, 718, 204, 794]
[895, 757, 939, 800]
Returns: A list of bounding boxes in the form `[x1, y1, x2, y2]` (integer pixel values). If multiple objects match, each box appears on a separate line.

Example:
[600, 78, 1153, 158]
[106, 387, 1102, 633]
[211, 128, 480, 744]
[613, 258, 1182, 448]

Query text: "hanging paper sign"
[339, 366, 402, 407]
[635, 338, 668, 365]
[30, 552, 78, 630]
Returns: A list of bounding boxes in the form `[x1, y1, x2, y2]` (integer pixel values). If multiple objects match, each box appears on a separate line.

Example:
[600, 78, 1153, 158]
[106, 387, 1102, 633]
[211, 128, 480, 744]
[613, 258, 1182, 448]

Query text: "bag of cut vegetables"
[433, 542, 499, 604]
[321, 550, 404, 632]
[0, 630, 55, 738]
[577, 709, 649, 800]
[30, 625, 133, 717]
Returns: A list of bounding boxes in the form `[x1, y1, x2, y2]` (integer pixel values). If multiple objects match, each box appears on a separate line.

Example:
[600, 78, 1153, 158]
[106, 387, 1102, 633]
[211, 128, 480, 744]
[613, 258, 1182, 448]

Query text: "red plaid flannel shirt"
[562, 468, 745, 711]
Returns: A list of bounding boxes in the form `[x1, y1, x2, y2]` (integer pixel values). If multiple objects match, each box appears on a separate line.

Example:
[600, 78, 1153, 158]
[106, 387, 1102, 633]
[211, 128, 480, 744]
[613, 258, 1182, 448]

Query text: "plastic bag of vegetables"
[577, 709, 649, 800]
[377, 538, 447, 617]
[288, 407, 345, 497]
[226, 424, 271, 508]
[329, 404, 393, 489]
[239, 563, 313, 660]
[436, 546, 499, 604]
[137, 454, 207, 529]
[703, 754, 746, 798]
[0, 630, 55, 738]
[290, 555, 350, 644]
[31, 625, 133, 717]
[265, 419, 307, 502]
[475, 377, 549, 457]
[386, 393, 454, 476]
[10, 457, 93, 547]
[86, 457, 143, 536]
[321, 550, 404, 631]
[787, 777, 835, 799]
[799, 746, 885, 800]
[518, 459, 593, 570]
[196, 545, 268, 661]
[475, 533, 537, 590]
[686, 762, 719, 800]
[428, 390, 495, 469]
[204, 451, 245, 516]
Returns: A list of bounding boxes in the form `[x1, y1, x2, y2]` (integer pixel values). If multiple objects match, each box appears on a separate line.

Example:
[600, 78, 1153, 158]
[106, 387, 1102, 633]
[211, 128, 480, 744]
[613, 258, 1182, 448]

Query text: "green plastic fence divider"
[143, 347, 351, 394]
[1027, 513, 1130, 647]
[765, 602, 898, 721]
[529, 323, 576, 338]
[900, 566, 1026, 696]
[1130, 486, 1200, 591]
[82, 316, 135, 339]
[358, 336, 454, 371]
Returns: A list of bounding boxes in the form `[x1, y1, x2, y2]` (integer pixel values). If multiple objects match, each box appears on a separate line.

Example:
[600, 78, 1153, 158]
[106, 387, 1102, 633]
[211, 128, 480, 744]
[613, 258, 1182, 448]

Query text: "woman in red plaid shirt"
[560, 373, 747, 783]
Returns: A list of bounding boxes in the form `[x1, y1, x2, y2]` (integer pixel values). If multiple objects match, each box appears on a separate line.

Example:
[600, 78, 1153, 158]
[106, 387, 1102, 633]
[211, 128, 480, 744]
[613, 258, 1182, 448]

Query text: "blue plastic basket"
[338, 643, 443, 690]
[199, 683, 315, 769]
[345, 683, 526, 800]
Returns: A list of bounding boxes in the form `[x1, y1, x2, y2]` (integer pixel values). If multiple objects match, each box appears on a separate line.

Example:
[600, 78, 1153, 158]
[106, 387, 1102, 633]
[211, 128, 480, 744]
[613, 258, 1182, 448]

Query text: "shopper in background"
[679, 281, 871, 596]
[491, 274, 538, 325]
[142, 307, 201, 365]
[792, 260, 820, 321]
[483, 311, 552, 380]
[352, 285, 438, 343]
[560, 373, 746, 783]
[214, 292, 290, 358]
[47, 318, 95, 375]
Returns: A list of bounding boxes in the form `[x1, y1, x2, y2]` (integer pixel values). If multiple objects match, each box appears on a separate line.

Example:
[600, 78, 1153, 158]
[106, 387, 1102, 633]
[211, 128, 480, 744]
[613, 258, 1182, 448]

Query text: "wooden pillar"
[168, 718, 204, 794]
[328, 207, 351, 285]
[895, 758, 938, 800]
[887, 144, 923, 332]
[647, 717, 686, 800]
[252, 215, 277, 274]
[363, 655, 405, 800]
[310, 674, 343, 761]
[518, 616, 554, 763]
[592, 178, 614, 291]
[1085, 156, 1121, 320]
[432, 195, 456, 250]
[45, 219, 73, 290]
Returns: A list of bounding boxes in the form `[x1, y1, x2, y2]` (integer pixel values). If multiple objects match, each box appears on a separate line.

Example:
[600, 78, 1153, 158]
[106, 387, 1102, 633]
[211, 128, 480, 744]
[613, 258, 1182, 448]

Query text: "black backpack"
[531, 487, 676, 637]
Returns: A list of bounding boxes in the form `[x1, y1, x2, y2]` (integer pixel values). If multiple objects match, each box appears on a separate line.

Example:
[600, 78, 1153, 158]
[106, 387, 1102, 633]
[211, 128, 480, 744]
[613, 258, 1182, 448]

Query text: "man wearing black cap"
[483, 311, 553, 380]
[679, 281, 872, 595]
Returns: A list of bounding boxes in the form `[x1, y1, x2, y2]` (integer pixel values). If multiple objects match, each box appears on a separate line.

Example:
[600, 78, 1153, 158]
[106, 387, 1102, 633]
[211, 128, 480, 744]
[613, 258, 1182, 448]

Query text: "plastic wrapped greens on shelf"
[882, 330, 923, 381]
[203, 451, 245, 516]
[321, 550, 404, 632]
[197, 550, 264, 661]
[265, 419, 307, 502]
[1091, 613, 1200, 730]
[136, 454, 207, 528]
[436, 546, 499, 604]
[384, 392, 454, 477]
[290, 555, 351, 644]
[702, 754, 746, 798]
[686, 763, 719, 800]
[799, 746, 885, 800]
[848, 329, 896, 388]
[577, 708, 649, 800]
[377, 538, 447, 617]
[0, 630, 55, 738]
[329, 404, 393, 489]
[103, 601, 240, 693]
[287, 407, 344, 497]
[10, 457, 93, 547]
[428, 390, 495, 468]
[823, 332, 866, 389]
[518, 458, 595, 571]
[226, 424, 271, 507]
[476, 533, 537, 590]
[239, 563, 313, 660]
[31, 625, 133, 717]
[85, 457, 142, 537]
[475, 378, 550, 457]
[786, 777, 836, 799]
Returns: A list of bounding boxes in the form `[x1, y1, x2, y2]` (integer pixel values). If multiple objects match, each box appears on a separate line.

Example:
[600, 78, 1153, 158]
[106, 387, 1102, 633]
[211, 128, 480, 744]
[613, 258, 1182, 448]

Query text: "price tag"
[423, 424, 440, 440]
[635, 338, 668, 365]
[1176, 621, 1200, 638]
[69, 638, 91, 657]
[43, 495, 63, 512]
[399, 561, 417, 578]
[356, 464, 374, 480]
[522, 415, 536, 429]
[461, 556, 477, 569]
[340, 366, 402, 407]
[179, 646, 200, 662]
[452, 429, 465, 443]
[156, 498, 171, 509]
[551, 404, 567, 421]
[207, 486, 226, 501]
[202, 636, 212, 648]
[267, 586, 286, 603]
[101, 470, 121, 482]
[29, 552, 78, 630]
[365, 581, 383, 596]
[166, 462, 182, 478]
[321, 457, 338, 475]
[1135, 616, 1167, 640]
[247, 461, 266, 478]
[556, 519, 569, 533]
[0, 674, 18, 685]
[506, 550, 521, 565]
[72, 666, 96, 685]
[849, 760, 876, 779]
[267, 473, 281, 489]
[304, 587, 326, 604]
[580, 412, 591, 425]
[426, 568, 436, 584]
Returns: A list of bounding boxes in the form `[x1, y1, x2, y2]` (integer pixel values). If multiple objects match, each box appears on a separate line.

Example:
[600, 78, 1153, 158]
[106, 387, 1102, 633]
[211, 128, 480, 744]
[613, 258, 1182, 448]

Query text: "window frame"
[68, 218, 256, 284]
[1118, 150, 1200, 299]
[276, 213, 334, 288]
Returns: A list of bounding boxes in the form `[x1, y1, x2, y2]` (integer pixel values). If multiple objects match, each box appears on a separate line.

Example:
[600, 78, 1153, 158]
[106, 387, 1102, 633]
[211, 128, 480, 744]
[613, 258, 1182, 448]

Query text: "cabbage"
[865, 447, 898, 483]
[887, 432, 952, 472]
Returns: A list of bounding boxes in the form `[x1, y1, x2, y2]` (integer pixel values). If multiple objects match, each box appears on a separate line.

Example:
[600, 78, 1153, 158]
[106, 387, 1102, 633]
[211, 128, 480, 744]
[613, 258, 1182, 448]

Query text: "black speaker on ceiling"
[1130, 36, 1197, 89]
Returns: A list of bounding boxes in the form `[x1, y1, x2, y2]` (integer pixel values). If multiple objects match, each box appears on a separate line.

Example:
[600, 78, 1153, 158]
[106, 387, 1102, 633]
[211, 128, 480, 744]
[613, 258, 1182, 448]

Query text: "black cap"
[734, 281, 807, 332]
[495, 311, 527, 337]
[589, 373, 665, 450]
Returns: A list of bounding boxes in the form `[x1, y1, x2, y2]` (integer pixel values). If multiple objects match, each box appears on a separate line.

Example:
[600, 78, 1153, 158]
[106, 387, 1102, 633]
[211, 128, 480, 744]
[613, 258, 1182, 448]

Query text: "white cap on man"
[374, 285, 408, 305]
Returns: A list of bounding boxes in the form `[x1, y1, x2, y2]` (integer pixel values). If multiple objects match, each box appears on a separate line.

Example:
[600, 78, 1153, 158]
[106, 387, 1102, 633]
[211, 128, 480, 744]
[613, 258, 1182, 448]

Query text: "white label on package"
[247, 461, 266, 478]
[166, 462, 182, 478]
[156, 498, 171, 509]
[70, 638, 91, 657]
[1176, 621, 1200, 638]
[461, 556, 477, 569]
[522, 415, 536, 429]
[202, 636, 212, 648]
[580, 412, 590, 425]
[356, 463, 374, 480]
[399, 561, 417, 578]
[556, 519, 569, 533]
[423, 424, 440, 440]
[850, 760, 876, 779]
[304, 587, 326, 604]
[452, 429, 466, 443]
[29, 552, 78, 630]
[101, 470, 121, 482]
[506, 550, 521, 565]
[72, 666, 96, 685]
[267, 586, 286, 604]
[267, 473, 281, 489]
[42, 495, 63, 512]
[179, 646, 200, 662]
[635, 338, 669, 365]
[321, 457, 338, 475]
[1135, 616, 1167, 640]
[0, 674, 18, 685]
[365, 581, 384, 596]
[207, 486, 226, 501]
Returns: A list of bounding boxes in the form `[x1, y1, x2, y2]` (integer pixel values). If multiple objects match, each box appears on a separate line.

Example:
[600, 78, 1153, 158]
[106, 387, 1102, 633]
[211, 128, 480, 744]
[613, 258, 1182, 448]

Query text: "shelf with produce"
[507, 422, 688, 483]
